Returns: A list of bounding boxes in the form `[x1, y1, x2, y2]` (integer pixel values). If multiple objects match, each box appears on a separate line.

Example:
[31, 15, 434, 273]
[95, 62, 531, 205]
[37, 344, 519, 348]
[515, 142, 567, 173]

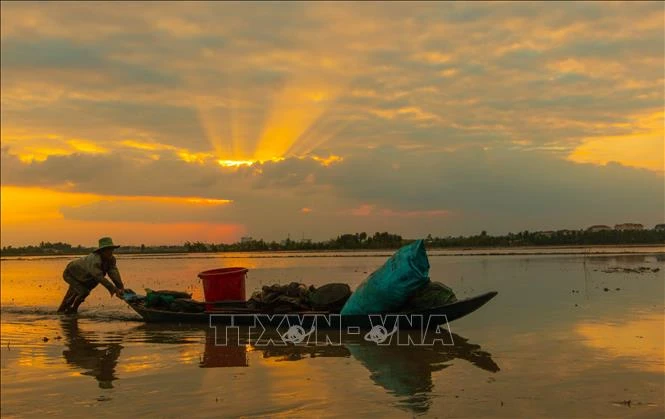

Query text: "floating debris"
[42, 337, 49, 342]
[612, 399, 631, 407]
[601, 266, 661, 274]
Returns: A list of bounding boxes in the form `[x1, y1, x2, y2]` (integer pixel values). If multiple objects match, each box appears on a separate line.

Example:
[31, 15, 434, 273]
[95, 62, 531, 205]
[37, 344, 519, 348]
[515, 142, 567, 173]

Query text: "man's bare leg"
[57, 288, 76, 313]
[69, 295, 86, 313]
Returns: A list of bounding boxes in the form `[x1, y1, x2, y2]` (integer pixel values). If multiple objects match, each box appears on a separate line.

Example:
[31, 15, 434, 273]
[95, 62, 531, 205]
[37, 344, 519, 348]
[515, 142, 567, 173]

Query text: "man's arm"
[106, 256, 124, 290]
[88, 254, 119, 296]
[98, 277, 118, 296]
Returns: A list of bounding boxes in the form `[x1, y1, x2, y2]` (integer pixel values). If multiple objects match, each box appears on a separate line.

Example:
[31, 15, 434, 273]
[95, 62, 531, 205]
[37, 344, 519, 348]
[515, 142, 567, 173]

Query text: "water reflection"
[60, 317, 122, 389]
[198, 328, 499, 414]
[201, 330, 248, 368]
[586, 254, 660, 267]
[348, 332, 499, 413]
[58, 321, 500, 414]
[576, 312, 665, 373]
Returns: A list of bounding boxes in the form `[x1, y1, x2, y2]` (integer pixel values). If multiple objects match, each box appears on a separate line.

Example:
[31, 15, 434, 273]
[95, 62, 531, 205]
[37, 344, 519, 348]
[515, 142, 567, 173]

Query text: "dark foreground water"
[1, 248, 664, 418]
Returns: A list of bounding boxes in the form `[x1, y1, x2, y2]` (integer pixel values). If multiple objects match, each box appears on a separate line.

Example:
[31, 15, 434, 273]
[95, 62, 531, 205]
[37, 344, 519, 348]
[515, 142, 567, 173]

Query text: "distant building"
[587, 225, 612, 232]
[654, 224, 665, 231]
[557, 229, 576, 236]
[240, 236, 254, 243]
[614, 223, 644, 231]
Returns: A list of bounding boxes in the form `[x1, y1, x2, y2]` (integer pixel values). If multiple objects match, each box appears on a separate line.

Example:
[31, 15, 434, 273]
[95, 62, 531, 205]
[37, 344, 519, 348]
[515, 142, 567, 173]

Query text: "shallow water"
[2, 248, 664, 417]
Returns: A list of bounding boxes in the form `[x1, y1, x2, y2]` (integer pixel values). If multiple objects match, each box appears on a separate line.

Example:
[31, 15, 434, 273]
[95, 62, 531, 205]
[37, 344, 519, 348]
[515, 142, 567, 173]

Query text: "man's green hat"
[95, 237, 120, 252]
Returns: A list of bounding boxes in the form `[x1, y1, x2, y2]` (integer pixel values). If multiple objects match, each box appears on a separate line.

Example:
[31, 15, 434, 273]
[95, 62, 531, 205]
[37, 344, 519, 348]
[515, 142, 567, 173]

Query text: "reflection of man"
[57, 237, 125, 314]
[60, 317, 123, 389]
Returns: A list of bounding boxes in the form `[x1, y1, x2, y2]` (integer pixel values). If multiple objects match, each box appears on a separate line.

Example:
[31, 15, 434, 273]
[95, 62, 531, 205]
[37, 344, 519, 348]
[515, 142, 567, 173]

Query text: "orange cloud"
[345, 204, 451, 218]
[310, 155, 343, 166]
[568, 111, 664, 173]
[349, 204, 375, 216]
[0, 186, 234, 245]
[1, 218, 244, 247]
[67, 139, 109, 154]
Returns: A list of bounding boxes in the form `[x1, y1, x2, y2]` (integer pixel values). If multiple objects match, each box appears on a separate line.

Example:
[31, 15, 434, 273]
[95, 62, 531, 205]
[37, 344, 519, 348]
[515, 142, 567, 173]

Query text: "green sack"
[169, 298, 205, 313]
[148, 290, 191, 299]
[341, 240, 430, 315]
[400, 281, 457, 312]
[144, 289, 178, 308]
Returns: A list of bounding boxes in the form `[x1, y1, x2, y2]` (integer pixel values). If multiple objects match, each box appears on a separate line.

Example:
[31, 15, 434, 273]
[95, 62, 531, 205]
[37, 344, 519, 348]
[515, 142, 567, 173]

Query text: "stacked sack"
[247, 282, 351, 313]
[341, 240, 457, 315]
[144, 289, 205, 313]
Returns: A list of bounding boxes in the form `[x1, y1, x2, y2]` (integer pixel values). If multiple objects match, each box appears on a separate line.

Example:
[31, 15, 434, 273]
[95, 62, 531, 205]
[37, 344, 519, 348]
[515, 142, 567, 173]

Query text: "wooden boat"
[126, 291, 498, 329]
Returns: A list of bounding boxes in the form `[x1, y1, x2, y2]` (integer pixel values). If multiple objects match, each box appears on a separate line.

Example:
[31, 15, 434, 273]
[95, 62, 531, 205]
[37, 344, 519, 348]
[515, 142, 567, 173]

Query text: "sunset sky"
[1, 1, 663, 246]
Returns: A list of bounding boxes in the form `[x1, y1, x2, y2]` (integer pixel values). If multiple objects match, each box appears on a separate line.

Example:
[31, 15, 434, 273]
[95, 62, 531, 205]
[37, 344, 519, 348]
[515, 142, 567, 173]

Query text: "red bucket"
[198, 267, 247, 306]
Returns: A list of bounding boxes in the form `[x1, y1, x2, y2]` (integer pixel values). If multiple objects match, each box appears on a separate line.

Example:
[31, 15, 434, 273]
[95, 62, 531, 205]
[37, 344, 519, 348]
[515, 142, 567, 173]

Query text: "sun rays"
[194, 72, 349, 165]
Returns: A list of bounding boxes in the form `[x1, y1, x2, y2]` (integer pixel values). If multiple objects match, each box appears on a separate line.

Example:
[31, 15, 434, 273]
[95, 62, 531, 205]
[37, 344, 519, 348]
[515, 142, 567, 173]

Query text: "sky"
[1, 1, 664, 246]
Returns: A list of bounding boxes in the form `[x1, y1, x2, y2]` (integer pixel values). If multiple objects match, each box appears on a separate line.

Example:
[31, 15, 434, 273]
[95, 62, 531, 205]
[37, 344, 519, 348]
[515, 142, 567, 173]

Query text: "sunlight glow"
[216, 159, 259, 167]
[67, 139, 109, 154]
[311, 155, 343, 166]
[576, 312, 664, 373]
[196, 74, 348, 164]
[177, 150, 214, 164]
[185, 198, 232, 205]
[119, 140, 177, 151]
[1, 186, 232, 225]
[568, 111, 665, 173]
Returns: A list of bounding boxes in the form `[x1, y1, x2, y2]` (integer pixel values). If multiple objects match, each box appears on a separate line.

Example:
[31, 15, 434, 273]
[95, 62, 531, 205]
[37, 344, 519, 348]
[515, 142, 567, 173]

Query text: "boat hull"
[127, 291, 498, 329]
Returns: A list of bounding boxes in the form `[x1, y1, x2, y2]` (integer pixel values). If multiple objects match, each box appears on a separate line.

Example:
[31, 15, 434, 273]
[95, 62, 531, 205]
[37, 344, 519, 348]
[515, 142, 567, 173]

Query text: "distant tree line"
[200, 232, 405, 253]
[426, 229, 665, 248]
[2, 229, 663, 256]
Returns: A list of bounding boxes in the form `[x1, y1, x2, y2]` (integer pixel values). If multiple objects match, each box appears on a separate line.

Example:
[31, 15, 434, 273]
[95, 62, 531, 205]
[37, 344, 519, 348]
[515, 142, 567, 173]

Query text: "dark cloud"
[495, 48, 543, 70]
[3, 146, 663, 239]
[1, 2, 663, 241]
[1, 38, 104, 68]
[1, 99, 210, 151]
[1, 37, 182, 87]
[552, 33, 665, 60]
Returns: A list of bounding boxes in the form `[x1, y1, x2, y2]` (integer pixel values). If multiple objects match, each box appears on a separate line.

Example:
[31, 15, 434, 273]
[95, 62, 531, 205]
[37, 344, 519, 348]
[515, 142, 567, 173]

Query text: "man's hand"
[114, 288, 125, 298]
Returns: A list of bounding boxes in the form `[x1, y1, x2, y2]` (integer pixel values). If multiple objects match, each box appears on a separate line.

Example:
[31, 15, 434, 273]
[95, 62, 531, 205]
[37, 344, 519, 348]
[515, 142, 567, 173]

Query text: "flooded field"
[2, 248, 664, 417]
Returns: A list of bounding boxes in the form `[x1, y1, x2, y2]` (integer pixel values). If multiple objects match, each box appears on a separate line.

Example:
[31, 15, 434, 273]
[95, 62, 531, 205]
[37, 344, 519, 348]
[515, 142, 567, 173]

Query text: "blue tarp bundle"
[340, 240, 431, 315]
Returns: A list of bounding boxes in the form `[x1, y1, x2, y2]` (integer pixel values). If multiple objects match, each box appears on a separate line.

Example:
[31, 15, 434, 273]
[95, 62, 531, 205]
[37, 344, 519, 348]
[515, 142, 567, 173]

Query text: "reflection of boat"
[346, 332, 499, 413]
[126, 291, 498, 328]
[60, 317, 123, 389]
[57, 316, 499, 414]
[199, 330, 354, 368]
[199, 328, 499, 414]
[122, 323, 499, 414]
